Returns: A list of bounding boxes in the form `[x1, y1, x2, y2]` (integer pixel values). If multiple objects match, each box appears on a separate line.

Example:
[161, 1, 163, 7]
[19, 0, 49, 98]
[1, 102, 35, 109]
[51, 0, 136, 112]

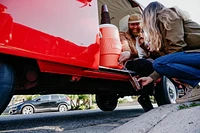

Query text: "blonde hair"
[142, 1, 190, 51]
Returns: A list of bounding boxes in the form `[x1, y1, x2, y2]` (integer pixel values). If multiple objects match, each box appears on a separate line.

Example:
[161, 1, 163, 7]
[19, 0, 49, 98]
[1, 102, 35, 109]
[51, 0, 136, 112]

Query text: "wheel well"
[0, 54, 39, 69]
[0, 54, 39, 76]
[58, 103, 69, 107]
[0, 54, 40, 92]
[58, 103, 69, 111]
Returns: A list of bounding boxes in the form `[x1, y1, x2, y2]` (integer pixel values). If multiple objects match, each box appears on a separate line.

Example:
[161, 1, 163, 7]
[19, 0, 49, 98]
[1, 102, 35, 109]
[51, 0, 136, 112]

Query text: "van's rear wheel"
[96, 93, 118, 111]
[0, 62, 15, 114]
[155, 76, 178, 106]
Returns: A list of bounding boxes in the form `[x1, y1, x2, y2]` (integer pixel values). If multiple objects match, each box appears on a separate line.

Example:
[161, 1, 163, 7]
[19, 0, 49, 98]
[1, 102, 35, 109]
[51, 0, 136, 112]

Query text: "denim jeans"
[153, 51, 200, 87]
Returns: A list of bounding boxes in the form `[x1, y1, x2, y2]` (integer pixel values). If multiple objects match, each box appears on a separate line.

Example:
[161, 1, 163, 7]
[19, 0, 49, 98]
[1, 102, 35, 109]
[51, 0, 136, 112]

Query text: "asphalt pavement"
[109, 101, 200, 133]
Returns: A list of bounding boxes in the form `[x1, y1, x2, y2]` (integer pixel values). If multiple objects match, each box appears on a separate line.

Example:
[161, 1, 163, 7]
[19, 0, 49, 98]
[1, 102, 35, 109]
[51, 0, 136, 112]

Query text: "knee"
[153, 57, 167, 72]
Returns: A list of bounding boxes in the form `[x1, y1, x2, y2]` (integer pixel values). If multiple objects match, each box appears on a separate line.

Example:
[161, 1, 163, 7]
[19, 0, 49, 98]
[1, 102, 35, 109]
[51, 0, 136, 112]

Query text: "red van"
[0, 0, 178, 114]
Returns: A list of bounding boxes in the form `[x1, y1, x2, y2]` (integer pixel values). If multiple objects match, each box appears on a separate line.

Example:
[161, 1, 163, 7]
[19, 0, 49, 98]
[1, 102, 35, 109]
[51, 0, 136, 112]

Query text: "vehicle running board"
[98, 66, 137, 76]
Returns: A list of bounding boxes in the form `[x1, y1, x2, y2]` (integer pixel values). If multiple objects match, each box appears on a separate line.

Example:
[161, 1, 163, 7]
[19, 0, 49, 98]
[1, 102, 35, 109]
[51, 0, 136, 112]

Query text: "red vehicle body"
[0, 0, 178, 113]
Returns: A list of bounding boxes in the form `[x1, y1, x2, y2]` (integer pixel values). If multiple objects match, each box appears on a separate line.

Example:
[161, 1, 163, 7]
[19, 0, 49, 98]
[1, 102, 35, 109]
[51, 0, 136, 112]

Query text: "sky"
[138, 0, 200, 24]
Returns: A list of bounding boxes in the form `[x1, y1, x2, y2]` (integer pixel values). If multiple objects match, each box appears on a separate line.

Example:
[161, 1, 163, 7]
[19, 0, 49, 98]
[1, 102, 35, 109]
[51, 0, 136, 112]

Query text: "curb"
[109, 101, 200, 133]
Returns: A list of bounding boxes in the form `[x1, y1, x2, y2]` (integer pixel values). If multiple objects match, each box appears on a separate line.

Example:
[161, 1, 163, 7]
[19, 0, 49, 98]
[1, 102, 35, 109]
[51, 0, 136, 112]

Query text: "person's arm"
[118, 32, 131, 64]
[149, 71, 161, 81]
[119, 32, 131, 52]
[139, 39, 149, 52]
[119, 32, 138, 56]
[165, 18, 187, 53]
[138, 32, 149, 52]
[137, 71, 161, 88]
[138, 34, 150, 57]
[119, 32, 138, 64]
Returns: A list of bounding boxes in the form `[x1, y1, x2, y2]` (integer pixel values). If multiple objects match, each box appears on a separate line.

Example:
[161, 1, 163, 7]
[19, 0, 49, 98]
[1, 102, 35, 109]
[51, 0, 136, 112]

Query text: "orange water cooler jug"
[99, 24, 122, 69]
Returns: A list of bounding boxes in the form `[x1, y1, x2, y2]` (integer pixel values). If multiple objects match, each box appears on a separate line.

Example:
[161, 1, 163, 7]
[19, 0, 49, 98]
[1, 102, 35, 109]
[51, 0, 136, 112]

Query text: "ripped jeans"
[153, 51, 200, 87]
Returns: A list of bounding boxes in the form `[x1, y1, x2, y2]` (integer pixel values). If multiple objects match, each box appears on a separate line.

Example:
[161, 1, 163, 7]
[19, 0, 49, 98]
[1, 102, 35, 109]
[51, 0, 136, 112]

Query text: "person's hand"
[138, 37, 149, 52]
[138, 37, 144, 46]
[118, 51, 131, 64]
[137, 76, 153, 87]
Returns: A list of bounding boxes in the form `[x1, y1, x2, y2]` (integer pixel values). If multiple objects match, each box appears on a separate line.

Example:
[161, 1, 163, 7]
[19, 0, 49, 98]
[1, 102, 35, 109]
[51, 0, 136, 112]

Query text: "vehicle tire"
[9, 110, 13, 115]
[154, 76, 178, 106]
[96, 93, 118, 111]
[0, 62, 15, 114]
[58, 104, 68, 112]
[21, 105, 34, 114]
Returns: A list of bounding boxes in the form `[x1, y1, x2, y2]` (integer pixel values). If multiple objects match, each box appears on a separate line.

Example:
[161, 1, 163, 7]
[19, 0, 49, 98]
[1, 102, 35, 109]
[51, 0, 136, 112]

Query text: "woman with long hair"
[138, 1, 200, 103]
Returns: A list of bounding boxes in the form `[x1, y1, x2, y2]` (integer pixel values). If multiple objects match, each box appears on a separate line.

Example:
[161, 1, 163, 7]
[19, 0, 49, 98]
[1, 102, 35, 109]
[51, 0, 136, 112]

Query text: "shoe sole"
[188, 95, 200, 102]
[176, 95, 200, 103]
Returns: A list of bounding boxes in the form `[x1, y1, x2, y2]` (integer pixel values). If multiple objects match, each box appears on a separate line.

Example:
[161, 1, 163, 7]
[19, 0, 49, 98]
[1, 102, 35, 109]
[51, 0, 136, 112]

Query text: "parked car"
[9, 94, 71, 115]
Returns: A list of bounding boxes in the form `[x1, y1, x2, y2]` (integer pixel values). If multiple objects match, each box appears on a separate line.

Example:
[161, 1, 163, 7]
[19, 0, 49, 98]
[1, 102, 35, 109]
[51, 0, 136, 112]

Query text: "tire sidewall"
[0, 62, 15, 114]
[96, 94, 118, 111]
[58, 104, 68, 112]
[22, 105, 34, 114]
[155, 76, 178, 106]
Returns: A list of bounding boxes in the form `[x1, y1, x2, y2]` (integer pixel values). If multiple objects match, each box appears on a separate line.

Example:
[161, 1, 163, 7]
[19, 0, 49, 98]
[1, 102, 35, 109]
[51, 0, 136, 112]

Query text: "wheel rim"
[166, 78, 177, 103]
[59, 105, 67, 112]
[103, 97, 116, 109]
[22, 106, 34, 114]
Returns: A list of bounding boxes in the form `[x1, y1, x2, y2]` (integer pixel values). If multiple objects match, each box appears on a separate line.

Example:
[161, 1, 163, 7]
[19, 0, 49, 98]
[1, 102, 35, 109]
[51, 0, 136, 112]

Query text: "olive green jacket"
[149, 8, 200, 81]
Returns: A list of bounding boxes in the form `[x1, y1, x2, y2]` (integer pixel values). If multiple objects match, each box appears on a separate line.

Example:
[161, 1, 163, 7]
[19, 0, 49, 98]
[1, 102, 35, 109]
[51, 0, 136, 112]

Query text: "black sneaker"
[138, 95, 154, 112]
